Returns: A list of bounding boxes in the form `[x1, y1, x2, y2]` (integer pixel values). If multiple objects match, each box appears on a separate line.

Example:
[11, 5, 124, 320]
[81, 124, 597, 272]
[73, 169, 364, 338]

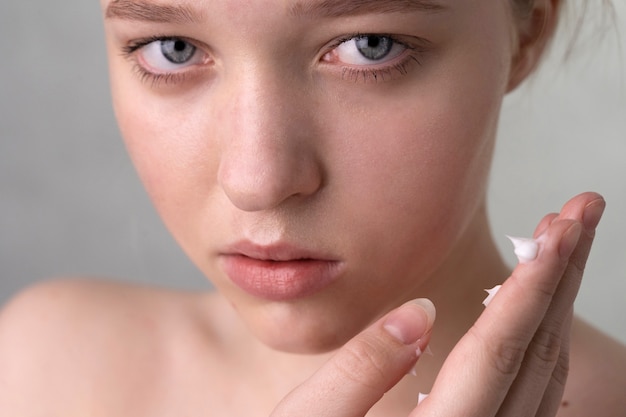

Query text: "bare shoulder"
[560, 317, 626, 417]
[0, 278, 230, 416]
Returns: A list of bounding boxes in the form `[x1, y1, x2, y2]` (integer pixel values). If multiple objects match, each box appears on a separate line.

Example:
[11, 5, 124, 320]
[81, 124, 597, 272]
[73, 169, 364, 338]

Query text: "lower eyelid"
[336, 52, 424, 83]
[130, 62, 187, 87]
[129, 56, 212, 88]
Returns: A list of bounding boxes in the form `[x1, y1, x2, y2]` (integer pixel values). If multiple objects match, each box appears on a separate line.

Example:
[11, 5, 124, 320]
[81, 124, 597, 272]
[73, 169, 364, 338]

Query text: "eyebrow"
[104, 0, 446, 24]
[105, 0, 202, 24]
[289, 0, 447, 18]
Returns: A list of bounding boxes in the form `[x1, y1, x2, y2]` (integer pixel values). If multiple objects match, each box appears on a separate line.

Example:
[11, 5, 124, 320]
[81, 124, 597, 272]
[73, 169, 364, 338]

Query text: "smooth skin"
[1, 0, 626, 416]
[1, 195, 625, 417]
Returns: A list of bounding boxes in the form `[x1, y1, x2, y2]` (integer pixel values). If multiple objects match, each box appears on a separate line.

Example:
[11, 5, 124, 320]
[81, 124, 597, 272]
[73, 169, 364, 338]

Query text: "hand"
[270, 192, 605, 417]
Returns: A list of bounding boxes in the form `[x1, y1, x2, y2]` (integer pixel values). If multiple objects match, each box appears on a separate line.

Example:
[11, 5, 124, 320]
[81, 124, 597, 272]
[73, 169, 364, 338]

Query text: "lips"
[218, 242, 344, 301]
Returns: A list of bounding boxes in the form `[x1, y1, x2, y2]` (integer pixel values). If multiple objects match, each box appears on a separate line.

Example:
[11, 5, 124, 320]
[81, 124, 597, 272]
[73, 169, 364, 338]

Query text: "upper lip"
[220, 241, 337, 262]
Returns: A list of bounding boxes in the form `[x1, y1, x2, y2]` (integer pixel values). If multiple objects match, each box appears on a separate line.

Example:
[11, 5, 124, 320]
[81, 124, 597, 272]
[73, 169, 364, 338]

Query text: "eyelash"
[326, 33, 425, 83]
[121, 34, 426, 87]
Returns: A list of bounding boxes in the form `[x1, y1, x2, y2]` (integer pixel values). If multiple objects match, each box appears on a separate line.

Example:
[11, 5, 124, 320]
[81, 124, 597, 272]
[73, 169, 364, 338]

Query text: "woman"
[1, 0, 625, 415]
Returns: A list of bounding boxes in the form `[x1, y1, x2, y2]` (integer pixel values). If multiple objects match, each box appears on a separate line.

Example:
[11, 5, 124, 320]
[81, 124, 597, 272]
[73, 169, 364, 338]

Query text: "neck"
[408, 202, 511, 384]
[424, 202, 511, 347]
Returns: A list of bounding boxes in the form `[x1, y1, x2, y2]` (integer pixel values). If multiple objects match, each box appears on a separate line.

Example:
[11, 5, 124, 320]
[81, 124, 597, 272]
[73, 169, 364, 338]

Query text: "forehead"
[102, 0, 449, 22]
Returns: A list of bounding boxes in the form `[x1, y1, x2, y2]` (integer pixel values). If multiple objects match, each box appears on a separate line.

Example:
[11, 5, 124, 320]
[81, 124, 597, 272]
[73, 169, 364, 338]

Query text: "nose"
[217, 69, 323, 212]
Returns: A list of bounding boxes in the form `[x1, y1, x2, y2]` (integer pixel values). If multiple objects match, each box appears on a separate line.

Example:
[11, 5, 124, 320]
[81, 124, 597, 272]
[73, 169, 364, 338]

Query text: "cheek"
[111, 78, 218, 248]
[329, 82, 501, 222]
[317, 37, 510, 284]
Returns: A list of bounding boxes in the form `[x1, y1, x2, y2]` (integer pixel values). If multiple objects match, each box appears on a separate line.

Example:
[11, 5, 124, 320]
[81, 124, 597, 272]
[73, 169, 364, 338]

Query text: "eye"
[329, 35, 407, 66]
[137, 38, 207, 73]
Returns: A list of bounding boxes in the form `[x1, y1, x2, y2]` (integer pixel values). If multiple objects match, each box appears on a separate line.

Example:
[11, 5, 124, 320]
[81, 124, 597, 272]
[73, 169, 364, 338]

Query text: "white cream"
[424, 345, 434, 356]
[408, 345, 431, 376]
[506, 236, 539, 263]
[482, 285, 502, 307]
[418, 392, 429, 405]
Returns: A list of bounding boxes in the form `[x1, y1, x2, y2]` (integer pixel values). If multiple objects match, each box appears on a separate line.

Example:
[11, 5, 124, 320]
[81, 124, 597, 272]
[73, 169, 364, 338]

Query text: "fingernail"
[583, 198, 606, 235]
[506, 236, 539, 263]
[482, 284, 502, 307]
[383, 299, 436, 345]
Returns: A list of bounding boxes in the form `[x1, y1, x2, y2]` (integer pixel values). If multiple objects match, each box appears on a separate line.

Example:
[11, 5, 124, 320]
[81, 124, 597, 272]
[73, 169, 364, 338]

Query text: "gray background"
[1, 1, 625, 343]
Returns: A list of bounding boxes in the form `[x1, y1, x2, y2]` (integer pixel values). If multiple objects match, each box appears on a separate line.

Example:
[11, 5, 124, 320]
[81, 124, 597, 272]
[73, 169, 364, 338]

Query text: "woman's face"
[103, 0, 518, 353]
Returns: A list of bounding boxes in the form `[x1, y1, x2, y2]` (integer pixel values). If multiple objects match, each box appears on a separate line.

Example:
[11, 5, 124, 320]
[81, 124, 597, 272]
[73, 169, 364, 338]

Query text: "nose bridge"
[235, 67, 293, 148]
[217, 62, 322, 212]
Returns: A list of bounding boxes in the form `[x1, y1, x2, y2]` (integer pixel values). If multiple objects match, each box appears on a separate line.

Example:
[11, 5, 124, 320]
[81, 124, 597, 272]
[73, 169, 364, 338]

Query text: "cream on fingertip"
[482, 285, 501, 307]
[423, 344, 433, 356]
[418, 392, 429, 405]
[415, 338, 434, 356]
[406, 347, 423, 377]
[506, 235, 539, 263]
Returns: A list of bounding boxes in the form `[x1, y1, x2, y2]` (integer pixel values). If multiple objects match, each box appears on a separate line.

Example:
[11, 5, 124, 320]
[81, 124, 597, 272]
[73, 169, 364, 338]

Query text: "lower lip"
[220, 255, 343, 301]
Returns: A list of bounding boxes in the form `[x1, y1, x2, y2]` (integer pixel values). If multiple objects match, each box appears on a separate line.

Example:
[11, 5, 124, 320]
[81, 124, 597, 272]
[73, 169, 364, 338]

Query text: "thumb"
[271, 299, 436, 417]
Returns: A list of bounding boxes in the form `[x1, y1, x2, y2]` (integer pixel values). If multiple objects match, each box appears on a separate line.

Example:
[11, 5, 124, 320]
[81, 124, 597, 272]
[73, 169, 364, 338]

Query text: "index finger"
[272, 299, 435, 417]
[420, 217, 581, 417]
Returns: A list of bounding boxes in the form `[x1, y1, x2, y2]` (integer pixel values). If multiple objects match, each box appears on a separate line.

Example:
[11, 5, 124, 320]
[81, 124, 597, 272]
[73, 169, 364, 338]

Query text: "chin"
[243, 298, 378, 354]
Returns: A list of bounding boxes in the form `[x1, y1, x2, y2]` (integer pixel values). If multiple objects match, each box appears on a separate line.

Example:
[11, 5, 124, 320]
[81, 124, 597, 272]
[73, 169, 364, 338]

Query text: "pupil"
[174, 40, 186, 52]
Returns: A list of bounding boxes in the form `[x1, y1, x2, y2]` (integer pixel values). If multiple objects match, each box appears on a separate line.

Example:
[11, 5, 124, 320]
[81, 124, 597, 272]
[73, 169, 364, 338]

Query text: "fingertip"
[413, 298, 436, 328]
[530, 218, 582, 262]
[582, 197, 606, 235]
[383, 299, 435, 345]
